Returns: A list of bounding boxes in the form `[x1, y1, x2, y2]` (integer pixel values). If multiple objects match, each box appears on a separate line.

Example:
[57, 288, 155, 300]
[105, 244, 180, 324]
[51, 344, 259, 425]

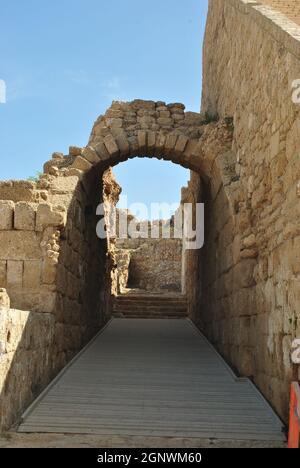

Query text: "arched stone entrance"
[0, 99, 239, 430]
[45, 99, 234, 182]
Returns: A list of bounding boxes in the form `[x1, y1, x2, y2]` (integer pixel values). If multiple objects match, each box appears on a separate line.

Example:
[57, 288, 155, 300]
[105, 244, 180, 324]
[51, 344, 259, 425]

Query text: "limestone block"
[23, 260, 41, 289]
[38, 289, 57, 313]
[0, 231, 42, 260]
[0, 201, 14, 230]
[165, 134, 178, 153]
[50, 176, 79, 193]
[64, 168, 84, 179]
[7, 260, 23, 287]
[146, 131, 156, 155]
[233, 259, 257, 289]
[270, 131, 280, 159]
[81, 146, 100, 165]
[52, 152, 64, 160]
[104, 134, 119, 158]
[69, 146, 82, 157]
[0, 288, 10, 309]
[0, 261, 7, 287]
[172, 113, 185, 122]
[157, 117, 173, 126]
[159, 110, 171, 119]
[292, 236, 300, 275]
[14, 202, 36, 231]
[93, 139, 111, 161]
[175, 135, 188, 155]
[242, 233, 256, 249]
[154, 133, 166, 157]
[71, 155, 92, 172]
[42, 259, 57, 285]
[115, 133, 130, 156]
[36, 204, 66, 231]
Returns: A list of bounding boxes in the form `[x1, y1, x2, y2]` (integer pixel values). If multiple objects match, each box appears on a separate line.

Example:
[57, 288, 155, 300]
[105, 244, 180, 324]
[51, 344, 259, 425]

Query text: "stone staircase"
[112, 292, 188, 319]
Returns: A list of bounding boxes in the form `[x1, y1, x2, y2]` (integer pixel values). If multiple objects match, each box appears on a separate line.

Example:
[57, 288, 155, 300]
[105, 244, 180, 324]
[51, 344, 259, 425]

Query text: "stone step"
[114, 303, 187, 310]
[113, 294, 188, 319]
[114, 296, 187, 304]
[113, 310, 187, 319]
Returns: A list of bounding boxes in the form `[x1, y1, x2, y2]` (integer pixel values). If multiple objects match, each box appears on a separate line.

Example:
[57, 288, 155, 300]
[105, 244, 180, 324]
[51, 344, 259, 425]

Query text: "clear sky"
[0, 0, 208, 213]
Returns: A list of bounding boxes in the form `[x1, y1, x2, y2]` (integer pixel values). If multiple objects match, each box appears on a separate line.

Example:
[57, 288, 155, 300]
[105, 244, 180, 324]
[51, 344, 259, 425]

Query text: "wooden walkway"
[18, 318, 285, 442]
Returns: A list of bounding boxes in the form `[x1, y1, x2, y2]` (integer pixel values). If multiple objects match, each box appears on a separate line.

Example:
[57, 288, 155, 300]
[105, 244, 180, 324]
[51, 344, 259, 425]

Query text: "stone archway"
[44, 99, 234, 183]
[0, 99, 239, 430]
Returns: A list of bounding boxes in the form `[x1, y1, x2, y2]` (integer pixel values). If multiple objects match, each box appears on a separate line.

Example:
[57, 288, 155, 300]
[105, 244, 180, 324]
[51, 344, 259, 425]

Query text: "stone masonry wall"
[116, 237, 182, 293]
[200, 0, 300, 421]
[0, 166, 119, 430]
[181, 172, 203, 320]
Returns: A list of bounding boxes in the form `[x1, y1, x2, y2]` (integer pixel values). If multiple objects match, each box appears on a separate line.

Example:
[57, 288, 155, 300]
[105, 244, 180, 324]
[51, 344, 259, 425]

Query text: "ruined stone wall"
[0, 294, 56, 429]
[124, 238, 182, 292]
[115, 222, 182, 293]
[0, 164, 119, 429]
[200, 0, 300, 420]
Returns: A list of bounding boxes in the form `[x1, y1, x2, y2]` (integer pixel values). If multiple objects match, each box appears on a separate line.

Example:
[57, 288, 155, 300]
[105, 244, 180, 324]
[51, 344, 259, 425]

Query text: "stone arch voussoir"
[43, 100, 234, 186]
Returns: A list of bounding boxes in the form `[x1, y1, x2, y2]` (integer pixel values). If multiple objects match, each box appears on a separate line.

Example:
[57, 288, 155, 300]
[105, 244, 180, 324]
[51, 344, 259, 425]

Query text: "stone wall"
[0, 302, 56, 430]
[116, 237, 182, 293]
[114, 213, 183, 293]
[0, 166, 120, 430]
[199, 0, 300, 421]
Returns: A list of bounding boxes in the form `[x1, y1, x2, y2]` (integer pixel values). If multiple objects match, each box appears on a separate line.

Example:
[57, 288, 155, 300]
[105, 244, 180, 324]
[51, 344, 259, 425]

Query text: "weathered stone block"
[137, 130, 147, 153]
[14, 202, 36, 231]
[69, 146, 82, 157]
[165, 134, 178, 152]
[233, 259, 256, 289]
[0, 261, 7, 288]
[115, 133, 130, 156]
[36, 204, 66, 231]
[7, 260, 23, 287]
[82, 146, 100, 165]
[23, 260, 41, 289]
[146, 131, 156, 154]
[270, 131, 280, 159]
[94, 139, 111, 161]
[71, 155, 92, 172]
[104, 134, 119, 158]
[0, 201, 14, 230]
[0, 231, 42, 260]
[52, 152, 64, 160]
[175, 135, 188, 154]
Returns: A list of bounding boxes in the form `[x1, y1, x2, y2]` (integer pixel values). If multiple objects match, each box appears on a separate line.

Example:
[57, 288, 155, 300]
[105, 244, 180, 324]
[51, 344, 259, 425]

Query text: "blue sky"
[0, 0, 208, 212]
